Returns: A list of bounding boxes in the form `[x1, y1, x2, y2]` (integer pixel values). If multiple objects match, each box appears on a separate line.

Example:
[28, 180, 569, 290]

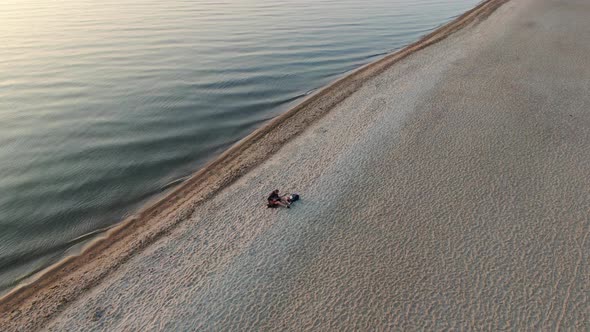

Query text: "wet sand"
[3, 0, 590, 330]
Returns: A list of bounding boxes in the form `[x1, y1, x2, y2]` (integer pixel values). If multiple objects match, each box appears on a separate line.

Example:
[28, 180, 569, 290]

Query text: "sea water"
[0, 0, 479, 293]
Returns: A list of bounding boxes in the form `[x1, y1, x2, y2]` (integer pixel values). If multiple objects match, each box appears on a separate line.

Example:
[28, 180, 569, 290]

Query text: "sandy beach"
[2, 0, 590, 330]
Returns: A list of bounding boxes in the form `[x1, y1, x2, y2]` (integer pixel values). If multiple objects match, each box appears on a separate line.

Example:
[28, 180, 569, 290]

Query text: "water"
[0, 0, 480, 293]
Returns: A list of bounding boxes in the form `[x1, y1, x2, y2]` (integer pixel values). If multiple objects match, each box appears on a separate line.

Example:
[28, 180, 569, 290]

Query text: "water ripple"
[0, 0, 481, 293]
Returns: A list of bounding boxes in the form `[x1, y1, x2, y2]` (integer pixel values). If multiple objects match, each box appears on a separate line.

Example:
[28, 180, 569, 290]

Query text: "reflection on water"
[0, 0, 479, 292]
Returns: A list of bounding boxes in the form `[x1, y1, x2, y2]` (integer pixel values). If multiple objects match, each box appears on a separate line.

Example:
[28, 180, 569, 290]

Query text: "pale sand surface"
[8, 0, 590, 330]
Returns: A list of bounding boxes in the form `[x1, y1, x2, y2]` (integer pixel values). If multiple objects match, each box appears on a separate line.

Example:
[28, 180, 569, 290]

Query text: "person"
[267, 189, 290, 208]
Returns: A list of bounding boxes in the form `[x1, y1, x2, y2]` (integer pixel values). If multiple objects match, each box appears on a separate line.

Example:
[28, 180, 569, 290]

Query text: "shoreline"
[0, 0, 508, 329]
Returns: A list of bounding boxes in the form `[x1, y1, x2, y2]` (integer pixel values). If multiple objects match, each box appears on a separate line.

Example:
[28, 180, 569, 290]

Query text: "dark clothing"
[268, 192, 281, 203]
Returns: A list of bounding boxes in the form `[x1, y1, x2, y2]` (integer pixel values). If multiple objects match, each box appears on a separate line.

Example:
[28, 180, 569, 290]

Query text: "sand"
[2, 0, 590, 330]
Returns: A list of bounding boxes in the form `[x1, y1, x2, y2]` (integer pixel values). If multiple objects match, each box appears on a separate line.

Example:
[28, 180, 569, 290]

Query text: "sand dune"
[2, 0, 590, 330]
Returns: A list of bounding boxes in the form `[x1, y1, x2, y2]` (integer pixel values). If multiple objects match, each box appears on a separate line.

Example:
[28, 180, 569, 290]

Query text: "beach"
[2, 0, 590, 330]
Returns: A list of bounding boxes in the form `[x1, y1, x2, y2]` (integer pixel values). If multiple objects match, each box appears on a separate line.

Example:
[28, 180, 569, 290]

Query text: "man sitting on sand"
[267, 189, 290, 208]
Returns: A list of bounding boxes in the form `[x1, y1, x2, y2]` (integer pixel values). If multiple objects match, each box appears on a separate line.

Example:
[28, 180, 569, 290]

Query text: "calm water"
[0, 0, 479, 292]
